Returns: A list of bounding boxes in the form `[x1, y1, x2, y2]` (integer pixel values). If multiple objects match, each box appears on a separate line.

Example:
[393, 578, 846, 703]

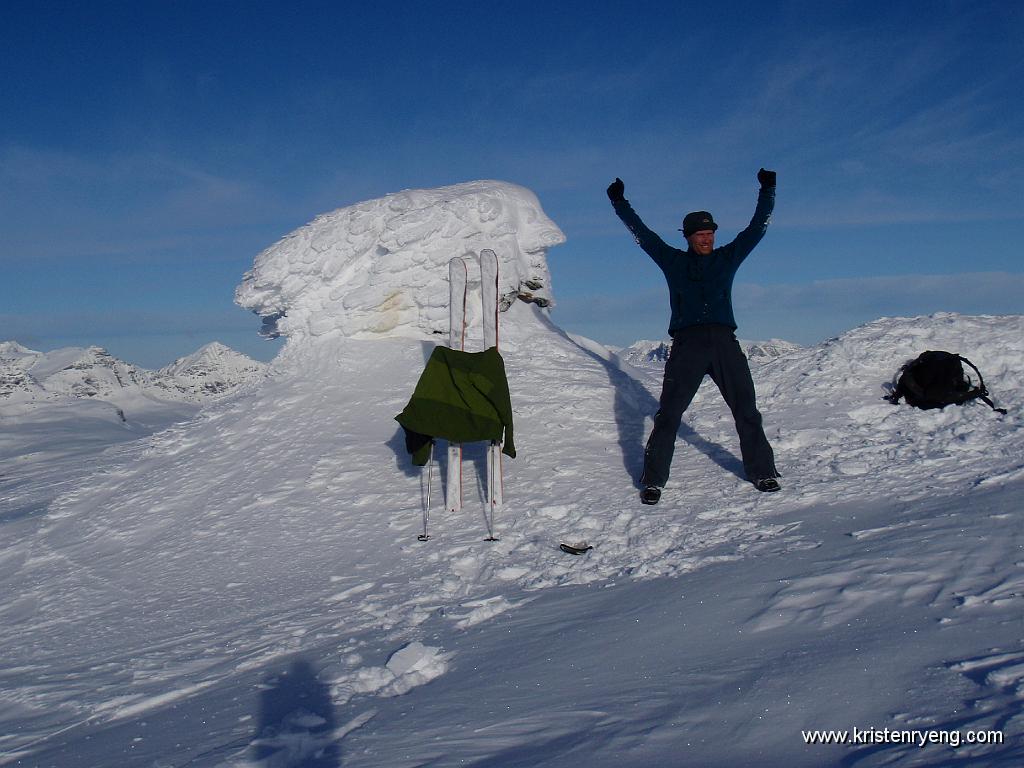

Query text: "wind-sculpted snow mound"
[235, 180, 565, 342]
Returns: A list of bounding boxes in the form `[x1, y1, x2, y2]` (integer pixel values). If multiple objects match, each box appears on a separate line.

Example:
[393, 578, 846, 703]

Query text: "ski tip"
[559, 542, 593, 555]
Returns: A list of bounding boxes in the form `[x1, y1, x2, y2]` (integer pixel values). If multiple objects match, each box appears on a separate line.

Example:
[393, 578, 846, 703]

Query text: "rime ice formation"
[234, 180, 566, 342]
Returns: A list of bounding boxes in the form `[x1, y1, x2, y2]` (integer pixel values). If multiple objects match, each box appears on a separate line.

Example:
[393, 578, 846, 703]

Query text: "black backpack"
[886, 350, 1006, 414]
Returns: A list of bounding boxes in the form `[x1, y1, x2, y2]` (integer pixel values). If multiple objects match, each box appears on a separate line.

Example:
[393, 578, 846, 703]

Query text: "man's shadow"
[533, 312, 744, 486]
[252, 658, 340, 767]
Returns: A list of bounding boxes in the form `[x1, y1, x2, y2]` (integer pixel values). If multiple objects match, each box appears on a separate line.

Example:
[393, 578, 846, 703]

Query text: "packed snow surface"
[2, 183, 1023, 766]
[2, 309, 1022, 767]
[0, 342, 266, 530]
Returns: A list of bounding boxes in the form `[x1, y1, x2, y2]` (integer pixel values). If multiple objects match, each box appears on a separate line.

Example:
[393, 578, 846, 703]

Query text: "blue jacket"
[613, 186, 774, 333]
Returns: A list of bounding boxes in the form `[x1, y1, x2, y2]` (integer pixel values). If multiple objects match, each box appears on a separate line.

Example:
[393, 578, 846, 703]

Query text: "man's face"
[688, 229, 715, 255]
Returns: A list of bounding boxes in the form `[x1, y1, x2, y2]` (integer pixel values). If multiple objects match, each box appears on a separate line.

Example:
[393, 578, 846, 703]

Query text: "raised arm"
[607, 177, 674, 268]
[727, 168, 776, 263]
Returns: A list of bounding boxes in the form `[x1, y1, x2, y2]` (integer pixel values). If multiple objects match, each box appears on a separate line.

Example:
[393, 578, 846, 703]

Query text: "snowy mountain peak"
[0, 341, 40, 357]
[159, 342, 268, 397]
[23, 345, 148, 399]
[161, 341, 246, 373]
[235, 180, 566, 343]
[0, 342, 44, 399]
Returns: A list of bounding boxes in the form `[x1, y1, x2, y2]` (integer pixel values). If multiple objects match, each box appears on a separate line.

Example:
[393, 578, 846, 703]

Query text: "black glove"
[606, 177, 625, 203]
[757, 168, 776, 188]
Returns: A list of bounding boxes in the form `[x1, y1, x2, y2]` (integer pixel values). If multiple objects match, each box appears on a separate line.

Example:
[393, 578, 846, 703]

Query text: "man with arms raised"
[607, 169, 781, 504]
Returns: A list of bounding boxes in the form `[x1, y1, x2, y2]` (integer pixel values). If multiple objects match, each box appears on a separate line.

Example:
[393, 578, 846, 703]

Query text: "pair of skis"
[418, 251, 589, 557]
[418, 249, 504, 543]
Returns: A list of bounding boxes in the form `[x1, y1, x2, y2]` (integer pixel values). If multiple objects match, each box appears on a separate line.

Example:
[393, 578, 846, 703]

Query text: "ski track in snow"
[2, 307, 1023, 765]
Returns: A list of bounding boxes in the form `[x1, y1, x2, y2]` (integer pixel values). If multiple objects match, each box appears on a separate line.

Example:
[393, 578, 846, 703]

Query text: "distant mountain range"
[0, 341, 267, 406]
[618, 337, 802, 369]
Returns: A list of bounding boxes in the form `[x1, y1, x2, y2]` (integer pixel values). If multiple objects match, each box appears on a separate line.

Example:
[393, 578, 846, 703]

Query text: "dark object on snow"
[640, 486, 662, 505]
[396, 345, 516, 465]
[886, 350, 1007, 414]
[559, 542, 593, 555]
[755, 477, 781, 492]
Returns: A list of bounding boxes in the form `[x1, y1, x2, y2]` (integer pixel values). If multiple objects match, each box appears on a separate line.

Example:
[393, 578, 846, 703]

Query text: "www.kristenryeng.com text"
[802, 726, 1004, 750]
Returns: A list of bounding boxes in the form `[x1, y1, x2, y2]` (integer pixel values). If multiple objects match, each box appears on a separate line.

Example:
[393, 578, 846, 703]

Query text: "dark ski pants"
[641, 324, 778, 488]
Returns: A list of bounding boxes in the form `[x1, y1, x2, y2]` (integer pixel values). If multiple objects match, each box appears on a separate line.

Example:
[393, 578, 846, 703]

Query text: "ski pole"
[419, 440, 434, 541]
[485, 440, 498, 541]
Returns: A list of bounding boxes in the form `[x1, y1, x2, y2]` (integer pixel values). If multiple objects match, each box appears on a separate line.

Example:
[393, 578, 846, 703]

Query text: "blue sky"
[2, 0, 1022, 367]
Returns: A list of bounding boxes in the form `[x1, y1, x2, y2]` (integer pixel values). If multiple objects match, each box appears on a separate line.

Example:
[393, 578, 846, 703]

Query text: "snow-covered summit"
[158, 342, 267, 398]
[0, 342, 44, 399]
[235, 180, 566, 342]
[0, 341, 40, 357]
[29, 345, 152, 400]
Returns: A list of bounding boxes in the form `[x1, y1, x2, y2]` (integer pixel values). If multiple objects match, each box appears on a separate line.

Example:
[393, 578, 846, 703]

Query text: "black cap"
[679, 211, 718, 237]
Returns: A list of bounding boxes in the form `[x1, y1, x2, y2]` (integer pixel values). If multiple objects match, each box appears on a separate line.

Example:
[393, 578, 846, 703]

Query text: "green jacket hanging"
[395, 345, 516, 466]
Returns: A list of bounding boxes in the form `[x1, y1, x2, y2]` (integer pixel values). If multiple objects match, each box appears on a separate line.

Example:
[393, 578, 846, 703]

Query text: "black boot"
[640, 486, 662, 505]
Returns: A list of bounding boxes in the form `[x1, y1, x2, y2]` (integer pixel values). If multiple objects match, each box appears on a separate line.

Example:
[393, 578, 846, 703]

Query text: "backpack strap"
[957, 355, 1008, 414]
